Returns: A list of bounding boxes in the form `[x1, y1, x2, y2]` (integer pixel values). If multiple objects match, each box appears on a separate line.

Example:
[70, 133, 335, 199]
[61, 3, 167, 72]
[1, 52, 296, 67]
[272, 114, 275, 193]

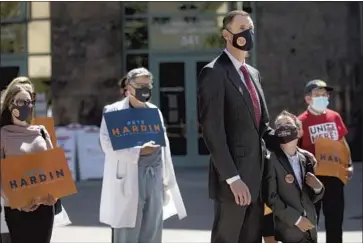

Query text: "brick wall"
[255, 2, 361, 120]
[50, 2, 123, 126]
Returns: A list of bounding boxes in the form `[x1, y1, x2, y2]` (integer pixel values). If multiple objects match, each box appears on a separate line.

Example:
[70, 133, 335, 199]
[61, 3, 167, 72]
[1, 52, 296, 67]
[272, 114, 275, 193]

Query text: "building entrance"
[150, 54, 217, 166]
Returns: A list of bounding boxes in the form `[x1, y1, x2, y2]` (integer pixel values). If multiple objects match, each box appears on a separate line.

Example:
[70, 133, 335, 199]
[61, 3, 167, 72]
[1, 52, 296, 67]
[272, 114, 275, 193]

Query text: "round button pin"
[285, 174, 295, 184]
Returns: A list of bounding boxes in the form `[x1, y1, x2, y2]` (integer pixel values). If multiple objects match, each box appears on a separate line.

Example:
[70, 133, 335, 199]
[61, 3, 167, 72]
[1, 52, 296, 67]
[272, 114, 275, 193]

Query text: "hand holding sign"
[140, 141, 160, 155]
[142, 141, 160, 148]
[42, 194, 58, 206]
[20, 200, 39, 212]
[346, 166, 354, 180]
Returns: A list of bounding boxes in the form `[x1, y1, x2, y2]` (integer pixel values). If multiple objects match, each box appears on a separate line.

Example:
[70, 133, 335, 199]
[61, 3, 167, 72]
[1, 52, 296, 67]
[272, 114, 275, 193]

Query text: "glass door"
[0, 58, 27, 91]
[150, 56, 188, 166]
[150, 54, 216, 167]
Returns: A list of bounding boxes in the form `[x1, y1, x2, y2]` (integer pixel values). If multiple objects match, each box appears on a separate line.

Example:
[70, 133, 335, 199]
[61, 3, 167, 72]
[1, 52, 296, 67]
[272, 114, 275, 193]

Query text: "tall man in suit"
[197, 10, 316, 243]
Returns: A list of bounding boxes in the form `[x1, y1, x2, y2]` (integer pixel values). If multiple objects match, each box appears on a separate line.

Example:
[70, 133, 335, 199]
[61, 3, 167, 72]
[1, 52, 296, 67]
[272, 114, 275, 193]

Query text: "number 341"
[181, 35, 200, 46]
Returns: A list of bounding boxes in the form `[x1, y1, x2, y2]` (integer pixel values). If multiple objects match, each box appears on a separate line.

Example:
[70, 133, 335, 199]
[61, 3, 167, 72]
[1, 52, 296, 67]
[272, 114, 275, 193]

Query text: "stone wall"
[49, 2, 362, 159]
[50, 2, 122, 126]
[255, 1, 361, 118]
[255, 2, 362, 160]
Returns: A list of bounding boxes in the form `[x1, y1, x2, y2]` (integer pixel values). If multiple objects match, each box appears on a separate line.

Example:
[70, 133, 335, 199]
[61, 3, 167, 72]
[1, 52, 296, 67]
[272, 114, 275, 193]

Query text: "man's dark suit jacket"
[197, 51, 278, 202]
[263, 149, 324, 243]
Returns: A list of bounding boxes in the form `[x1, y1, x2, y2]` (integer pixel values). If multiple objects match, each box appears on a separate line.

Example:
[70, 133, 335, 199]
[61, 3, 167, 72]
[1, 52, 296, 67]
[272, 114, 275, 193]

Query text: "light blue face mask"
[311, 96, 329, 112]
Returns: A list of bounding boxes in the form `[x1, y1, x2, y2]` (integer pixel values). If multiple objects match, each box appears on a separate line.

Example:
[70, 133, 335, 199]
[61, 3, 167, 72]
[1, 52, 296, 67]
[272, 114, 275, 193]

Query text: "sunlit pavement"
[51, 227, 362, 243]
[51, 163, 362, 243]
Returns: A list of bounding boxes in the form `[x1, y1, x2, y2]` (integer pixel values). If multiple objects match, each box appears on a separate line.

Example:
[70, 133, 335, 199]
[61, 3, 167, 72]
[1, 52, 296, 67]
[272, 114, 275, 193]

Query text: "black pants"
[282, 238, 316, 243]
[315, 176, 344, 243]
[281, 231, 316, 243]
[5, 205, 54, 243]
[211, 197, 263, 243]
[262, 213, 274, 237]
[111, 228, 114, 243]
[0, 233, 11, 243]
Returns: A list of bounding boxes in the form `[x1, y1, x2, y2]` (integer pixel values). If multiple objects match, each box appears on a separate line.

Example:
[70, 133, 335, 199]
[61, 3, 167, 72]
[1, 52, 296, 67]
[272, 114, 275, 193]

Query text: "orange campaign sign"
[1, 147, 77, 209]
[32, 117, 57, 146]
[314, 138, 350, 184]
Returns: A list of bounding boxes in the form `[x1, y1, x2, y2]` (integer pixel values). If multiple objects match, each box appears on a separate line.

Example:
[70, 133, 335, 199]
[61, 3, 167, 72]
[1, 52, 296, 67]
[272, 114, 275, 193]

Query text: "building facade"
[1, 2, 362, 164]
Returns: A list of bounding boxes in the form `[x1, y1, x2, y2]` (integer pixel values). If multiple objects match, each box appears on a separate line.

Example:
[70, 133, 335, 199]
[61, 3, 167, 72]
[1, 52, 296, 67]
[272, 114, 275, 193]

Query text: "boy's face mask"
[311, 96, 329, 113]
[275, 124, 299, 144]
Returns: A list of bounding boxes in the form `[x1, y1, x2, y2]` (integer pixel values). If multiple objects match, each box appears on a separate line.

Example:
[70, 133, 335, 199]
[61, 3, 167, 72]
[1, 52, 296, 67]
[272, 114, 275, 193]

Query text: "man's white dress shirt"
[223, 49, 261, 185]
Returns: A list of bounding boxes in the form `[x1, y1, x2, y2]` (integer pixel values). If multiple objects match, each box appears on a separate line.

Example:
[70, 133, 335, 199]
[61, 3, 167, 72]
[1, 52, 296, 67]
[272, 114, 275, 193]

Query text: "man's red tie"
[240, 65, 261, 125]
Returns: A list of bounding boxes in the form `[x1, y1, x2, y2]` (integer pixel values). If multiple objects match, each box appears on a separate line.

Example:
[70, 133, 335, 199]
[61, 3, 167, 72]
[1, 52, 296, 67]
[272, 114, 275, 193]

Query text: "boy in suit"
[263, 110, 324, 243]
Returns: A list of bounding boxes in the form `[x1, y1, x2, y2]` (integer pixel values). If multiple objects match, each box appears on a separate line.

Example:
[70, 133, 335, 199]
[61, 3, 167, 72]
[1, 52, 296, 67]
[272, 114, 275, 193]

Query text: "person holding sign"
[263, 111, 324, 243]
[0, 77, 57, 243]
[298, 80, 353, 243]
[99, 68, 186, 243]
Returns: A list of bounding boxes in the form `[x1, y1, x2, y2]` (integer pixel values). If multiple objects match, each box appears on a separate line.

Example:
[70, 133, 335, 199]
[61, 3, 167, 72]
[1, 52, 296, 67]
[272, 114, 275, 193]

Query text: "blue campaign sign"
[103, 108, 166, 151]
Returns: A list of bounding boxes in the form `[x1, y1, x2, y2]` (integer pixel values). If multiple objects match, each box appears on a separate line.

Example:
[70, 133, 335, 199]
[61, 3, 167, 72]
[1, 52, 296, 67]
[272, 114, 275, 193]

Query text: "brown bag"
[314, 138, 350, 184]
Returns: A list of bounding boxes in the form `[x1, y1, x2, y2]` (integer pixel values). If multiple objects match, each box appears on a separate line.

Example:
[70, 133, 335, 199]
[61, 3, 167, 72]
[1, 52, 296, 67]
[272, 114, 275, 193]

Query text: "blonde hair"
[0, 77, 35, 127]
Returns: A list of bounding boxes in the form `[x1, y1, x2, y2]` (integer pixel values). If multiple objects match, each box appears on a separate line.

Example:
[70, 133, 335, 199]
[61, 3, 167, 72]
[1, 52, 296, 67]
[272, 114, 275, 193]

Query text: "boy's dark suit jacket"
[263, 149, 324, 243]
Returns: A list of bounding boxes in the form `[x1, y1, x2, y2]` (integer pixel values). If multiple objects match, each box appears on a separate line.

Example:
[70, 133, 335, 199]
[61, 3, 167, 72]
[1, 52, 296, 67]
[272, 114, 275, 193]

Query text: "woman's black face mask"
[10, 104, 33, 122]
[132, 86, 151, 103]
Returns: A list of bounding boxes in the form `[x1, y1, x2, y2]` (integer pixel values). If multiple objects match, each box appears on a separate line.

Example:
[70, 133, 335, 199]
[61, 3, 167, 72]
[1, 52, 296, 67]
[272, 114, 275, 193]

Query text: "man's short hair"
[126, 67, 153, 84]
[274, 110, 302, 129]
[222, 10, 250, 29]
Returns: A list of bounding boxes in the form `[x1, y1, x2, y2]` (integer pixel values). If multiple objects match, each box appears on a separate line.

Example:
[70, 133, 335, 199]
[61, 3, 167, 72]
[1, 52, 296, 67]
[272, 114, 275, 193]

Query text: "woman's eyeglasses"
[131, 83, 153, 89]
[12, 99, 36, 107]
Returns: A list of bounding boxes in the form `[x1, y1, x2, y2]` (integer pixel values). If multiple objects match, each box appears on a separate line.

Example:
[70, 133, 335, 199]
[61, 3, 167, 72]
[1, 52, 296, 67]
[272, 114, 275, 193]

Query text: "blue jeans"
[113, 164, 164, 243]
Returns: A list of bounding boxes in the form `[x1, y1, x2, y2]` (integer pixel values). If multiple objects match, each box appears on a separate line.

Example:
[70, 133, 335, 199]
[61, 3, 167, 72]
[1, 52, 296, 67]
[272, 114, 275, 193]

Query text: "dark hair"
[305, 91, 312, 97]
[118, 75, 127, 99]
[275, 110, 302, 129]
[222, 10, 250, 29]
